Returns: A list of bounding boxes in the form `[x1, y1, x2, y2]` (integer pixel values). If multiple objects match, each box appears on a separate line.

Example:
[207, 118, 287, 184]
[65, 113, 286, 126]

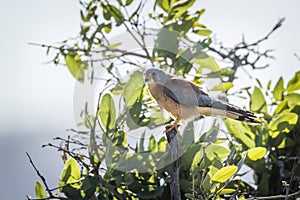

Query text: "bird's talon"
[164, 123, 180, 134]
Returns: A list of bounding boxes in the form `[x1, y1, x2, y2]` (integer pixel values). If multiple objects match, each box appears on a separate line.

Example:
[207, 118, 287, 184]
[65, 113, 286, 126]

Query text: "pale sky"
[0, 0, 299, 199]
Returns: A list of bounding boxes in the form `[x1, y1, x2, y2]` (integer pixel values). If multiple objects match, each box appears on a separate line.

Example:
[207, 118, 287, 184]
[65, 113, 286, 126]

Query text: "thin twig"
[246, 189, 300, 200]
[28, 42, 149, 59]
[294, 53, 300, 62]
[26, 153, 53, 197]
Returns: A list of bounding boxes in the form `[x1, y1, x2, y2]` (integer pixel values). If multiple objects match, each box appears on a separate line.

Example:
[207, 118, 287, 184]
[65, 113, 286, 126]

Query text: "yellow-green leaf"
[219, 188, 236, 195]
[210, 82, 233, 91]
[59, 157, 81, 189]
[278, 137, 294, 149]
[191, 52, 220, 72]
[107, 42, 122, 49]
[269, 113, 298, 138]
[35, 181, 47, 198]
[169, 0, 196, 19]
[123, 71, 144, 106]
[224, 119, 255, 148]
[65, 53, 86, 83]
[211, 166, 238, 183]
[247, 147, 266, 161]
[194, 29, 212, 36]
[287, 71, 300, 92]
[99, 93, 116, 131]
[250, 87, 267, 113]
[284, 93, 300, 109]
[191, 143, 230, 171]
[272, 77, 284, 101]
[274, 100, 288, 114]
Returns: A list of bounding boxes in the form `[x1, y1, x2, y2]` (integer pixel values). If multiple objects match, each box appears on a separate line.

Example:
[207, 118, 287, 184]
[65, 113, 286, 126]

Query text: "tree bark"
[166, 126, 181, 200]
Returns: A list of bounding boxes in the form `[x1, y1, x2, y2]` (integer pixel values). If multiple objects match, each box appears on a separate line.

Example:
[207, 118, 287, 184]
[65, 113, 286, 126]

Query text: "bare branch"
[26, 153, 53, 197]
[166, 126, 181, 200]
[247, 189, 300, 200]
[28, 42, 149, 59]
[208, 18, 285, 84]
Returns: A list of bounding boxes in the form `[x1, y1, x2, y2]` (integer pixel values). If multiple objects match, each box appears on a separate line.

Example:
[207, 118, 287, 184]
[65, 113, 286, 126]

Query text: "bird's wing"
[163, 77, 212, 107]
[161, 77, 261, 124]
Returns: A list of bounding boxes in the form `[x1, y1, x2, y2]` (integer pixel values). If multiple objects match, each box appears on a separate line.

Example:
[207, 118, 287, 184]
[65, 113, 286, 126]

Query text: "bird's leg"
[165, 117, 180, 134]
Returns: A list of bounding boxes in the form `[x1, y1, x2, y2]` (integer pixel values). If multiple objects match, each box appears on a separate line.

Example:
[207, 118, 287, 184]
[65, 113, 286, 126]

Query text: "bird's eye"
[152, 72, 156, 76]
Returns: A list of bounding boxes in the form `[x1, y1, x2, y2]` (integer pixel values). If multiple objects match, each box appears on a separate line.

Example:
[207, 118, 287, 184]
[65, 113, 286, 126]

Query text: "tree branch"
[166, 126, 181, 200]
[208, 18, 285, 84]
[28, 42, 149, 59]
[247, 189, 300, 200]
[26, 153, 69, 200]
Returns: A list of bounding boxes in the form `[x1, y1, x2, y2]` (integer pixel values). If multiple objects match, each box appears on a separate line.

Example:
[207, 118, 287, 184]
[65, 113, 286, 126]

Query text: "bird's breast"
[147, 83, 200, 120]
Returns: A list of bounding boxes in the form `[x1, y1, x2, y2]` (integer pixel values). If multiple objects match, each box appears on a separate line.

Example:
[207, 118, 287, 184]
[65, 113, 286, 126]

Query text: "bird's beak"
[144, 73, 152, 83]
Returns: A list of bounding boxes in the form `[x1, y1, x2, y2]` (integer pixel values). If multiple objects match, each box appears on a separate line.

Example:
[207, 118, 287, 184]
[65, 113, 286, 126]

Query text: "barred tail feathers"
[197, 99, 262, 124]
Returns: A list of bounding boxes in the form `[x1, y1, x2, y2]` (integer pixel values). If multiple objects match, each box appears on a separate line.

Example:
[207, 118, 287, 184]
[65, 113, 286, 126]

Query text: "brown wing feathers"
[162, 77, 261, 124]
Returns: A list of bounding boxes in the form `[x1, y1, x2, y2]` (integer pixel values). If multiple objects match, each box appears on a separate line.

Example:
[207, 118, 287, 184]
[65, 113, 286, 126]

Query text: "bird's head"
[144, 68, 169, 85]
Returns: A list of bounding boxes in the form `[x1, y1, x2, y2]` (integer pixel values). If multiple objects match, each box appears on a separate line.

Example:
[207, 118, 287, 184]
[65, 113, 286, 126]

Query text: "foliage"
[224, 73, 300, 196]
[27, 0, 300, 200]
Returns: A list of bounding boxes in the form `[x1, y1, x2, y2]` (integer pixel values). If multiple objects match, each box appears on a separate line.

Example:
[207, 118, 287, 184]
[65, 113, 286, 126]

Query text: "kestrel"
[144, 68, 261, 132]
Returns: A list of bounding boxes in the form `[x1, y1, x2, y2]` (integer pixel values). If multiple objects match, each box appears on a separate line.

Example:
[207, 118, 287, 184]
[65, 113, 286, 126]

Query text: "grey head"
[144, 68, 170, 85]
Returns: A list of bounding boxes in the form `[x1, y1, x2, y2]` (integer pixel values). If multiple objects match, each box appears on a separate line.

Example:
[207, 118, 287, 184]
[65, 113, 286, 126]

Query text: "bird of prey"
[144, 68, 261, 132]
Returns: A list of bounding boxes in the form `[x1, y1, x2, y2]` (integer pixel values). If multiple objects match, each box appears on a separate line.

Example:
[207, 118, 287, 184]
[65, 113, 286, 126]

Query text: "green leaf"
[138, 131, 146, 152]
[269, 113, 298, 138]
[247, 147, 266, 161]
[35, 181, 47, 198]
[191, 52, 220, 72]
[103, 6, 111, 20]
[274, 100, 288, 114]
[250, 86, 267, 113]
[238, 195, 246, 200]
[149, 110, 170, 126]
[211, 166, 238, 183]
[111, 82, 126, 95]
[210, 82, 233, 91]
[194, 28, 212, 36]
[99, 93, 116, 131]
[191, 143, 230, 171]
[219, 188, 236, 194]
[123, 71, 144, 106]
[169, 0, 196, 19]
[81, 176, 98, 199]
[158, 137, 168, 152]
[156, 0, 170, 12]
[104, 23, 112, 33]
[284, 93, 300, 109]
[224, 119, 255, 148]
[287, 71, 300, 92]
[278, 137, 294, 149]
[126, 0, 134, 5]
[220, 68, 235, 77]
[267, 80, 272, 90]
[155, 29, 179, 57]
[65, 53, 86, 83]
[59, 157, 81, 189]
[107, 42, 122, 49]
[149, 135, 158, 152]
[272, 77, 284, 101]
[112, 131, 127, 147]
[199, 124, 218, 143]
[107, 4, 124, 26]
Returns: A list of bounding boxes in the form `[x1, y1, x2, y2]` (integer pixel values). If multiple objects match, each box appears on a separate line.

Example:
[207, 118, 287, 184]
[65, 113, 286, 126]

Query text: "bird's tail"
[211, 100, 262, 124]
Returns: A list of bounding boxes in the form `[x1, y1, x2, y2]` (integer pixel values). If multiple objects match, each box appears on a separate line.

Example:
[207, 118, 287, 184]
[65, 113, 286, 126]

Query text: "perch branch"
[166, 126, 181, 200]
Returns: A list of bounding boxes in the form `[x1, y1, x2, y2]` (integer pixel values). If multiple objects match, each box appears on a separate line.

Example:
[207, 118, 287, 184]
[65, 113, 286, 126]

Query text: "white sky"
[0, 0, 299, 199]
